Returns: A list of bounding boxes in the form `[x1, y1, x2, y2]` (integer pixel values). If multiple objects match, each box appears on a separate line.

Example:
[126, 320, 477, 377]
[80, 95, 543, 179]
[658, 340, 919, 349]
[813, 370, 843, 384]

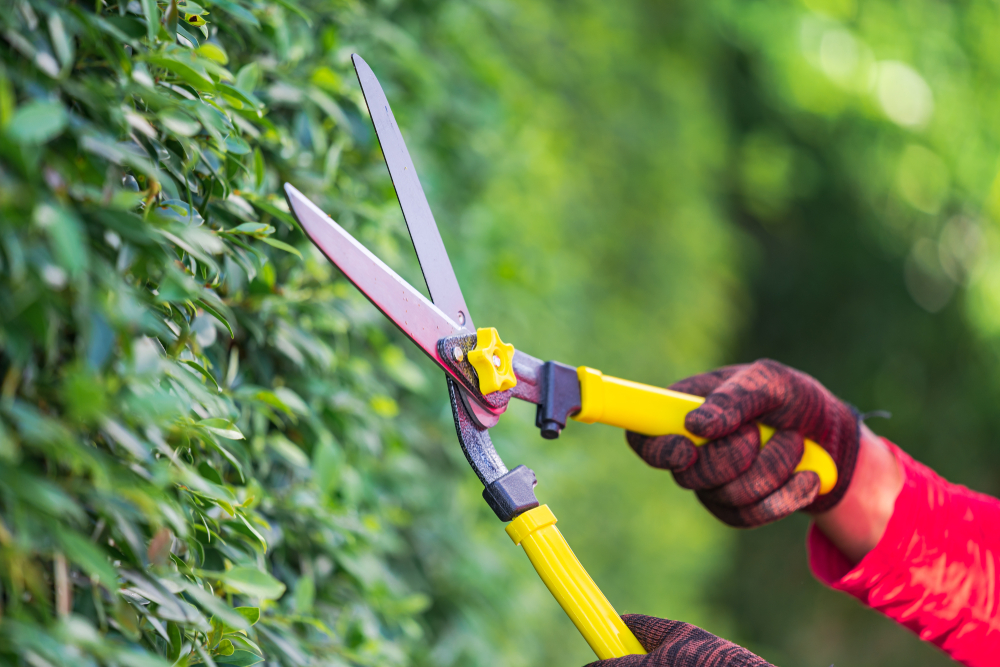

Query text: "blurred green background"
[2, 0, 997, 664]
[373, 0, 999, 664]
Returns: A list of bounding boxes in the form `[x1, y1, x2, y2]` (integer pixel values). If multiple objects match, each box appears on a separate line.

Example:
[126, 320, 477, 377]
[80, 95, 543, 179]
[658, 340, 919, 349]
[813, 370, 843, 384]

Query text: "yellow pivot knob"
[468, 327, 517, 394]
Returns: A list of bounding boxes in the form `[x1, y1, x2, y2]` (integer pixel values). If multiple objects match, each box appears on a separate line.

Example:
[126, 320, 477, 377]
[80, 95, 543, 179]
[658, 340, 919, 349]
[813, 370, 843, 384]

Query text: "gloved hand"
[587, 615, 774, 667]
[626, 359, 860, 526]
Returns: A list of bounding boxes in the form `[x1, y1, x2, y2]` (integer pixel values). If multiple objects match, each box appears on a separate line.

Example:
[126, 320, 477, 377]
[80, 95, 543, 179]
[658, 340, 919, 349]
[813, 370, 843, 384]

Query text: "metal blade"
[285, 184, 486, 397]
[352, 54, 474, 332]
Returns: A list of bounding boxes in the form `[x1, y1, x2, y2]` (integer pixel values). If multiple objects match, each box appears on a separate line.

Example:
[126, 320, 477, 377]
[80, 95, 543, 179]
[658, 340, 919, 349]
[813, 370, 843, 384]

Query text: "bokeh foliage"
[2, 0, 998, 665]
[375, 0, 1000, 665]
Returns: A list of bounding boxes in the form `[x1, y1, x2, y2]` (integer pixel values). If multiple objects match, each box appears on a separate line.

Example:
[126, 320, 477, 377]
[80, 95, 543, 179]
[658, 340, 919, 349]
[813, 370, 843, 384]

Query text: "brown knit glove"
[587, 615, 775, 667]
[626, 359, 860, 527]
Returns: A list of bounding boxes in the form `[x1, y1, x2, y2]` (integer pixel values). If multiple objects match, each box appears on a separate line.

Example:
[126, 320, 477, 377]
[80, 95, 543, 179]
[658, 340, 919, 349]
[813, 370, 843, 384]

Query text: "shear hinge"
[438, 332, 512, 410]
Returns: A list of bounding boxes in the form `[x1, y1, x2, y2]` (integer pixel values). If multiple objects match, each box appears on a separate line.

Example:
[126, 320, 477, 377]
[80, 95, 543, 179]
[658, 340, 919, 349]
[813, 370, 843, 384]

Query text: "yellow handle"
[572, 367, 838, 494]
[507, 505, 646, 659]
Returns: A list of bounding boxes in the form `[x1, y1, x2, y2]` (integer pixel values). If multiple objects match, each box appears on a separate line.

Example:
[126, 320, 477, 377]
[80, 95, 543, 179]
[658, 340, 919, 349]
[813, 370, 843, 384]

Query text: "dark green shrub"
[0, 1, 471, 664]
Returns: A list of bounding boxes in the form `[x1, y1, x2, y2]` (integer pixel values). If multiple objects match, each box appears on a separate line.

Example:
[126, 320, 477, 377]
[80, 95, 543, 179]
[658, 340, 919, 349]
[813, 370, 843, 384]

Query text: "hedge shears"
[284, 54, 838, 660]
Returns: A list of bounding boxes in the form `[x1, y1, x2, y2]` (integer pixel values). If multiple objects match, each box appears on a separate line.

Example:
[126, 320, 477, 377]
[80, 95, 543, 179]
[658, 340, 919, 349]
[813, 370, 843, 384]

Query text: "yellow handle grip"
[572, 367, 838, 494]
[507, 505, 646, 659]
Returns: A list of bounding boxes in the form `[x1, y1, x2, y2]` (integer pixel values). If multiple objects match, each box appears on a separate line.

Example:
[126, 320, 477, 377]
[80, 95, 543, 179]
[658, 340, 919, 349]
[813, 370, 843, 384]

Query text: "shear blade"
[284, 184, 504, 424]
[352, 53, 474, 332]
[285, 183, 461, 351]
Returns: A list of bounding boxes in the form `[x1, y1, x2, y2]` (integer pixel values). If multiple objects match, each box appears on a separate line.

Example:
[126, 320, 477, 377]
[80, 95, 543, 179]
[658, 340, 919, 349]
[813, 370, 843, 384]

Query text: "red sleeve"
[807, 440, 1000, 666]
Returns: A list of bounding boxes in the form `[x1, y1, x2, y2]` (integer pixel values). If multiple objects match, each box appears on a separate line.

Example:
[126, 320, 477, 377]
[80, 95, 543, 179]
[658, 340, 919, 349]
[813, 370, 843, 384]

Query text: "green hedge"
[0, 1, 480, 664]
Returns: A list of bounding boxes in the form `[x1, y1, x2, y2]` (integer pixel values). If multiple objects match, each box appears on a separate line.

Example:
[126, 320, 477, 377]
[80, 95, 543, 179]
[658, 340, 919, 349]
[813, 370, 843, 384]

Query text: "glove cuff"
[802, 404, 862, 514]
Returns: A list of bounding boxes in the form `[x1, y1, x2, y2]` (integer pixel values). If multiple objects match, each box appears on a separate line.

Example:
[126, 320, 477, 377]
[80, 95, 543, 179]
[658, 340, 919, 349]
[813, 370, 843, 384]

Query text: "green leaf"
[197, 299, 235, 339]
[218, 83, 261, 110]
[33, 203, 88, 277]
[185, 13, 209, 27]
[155, 263, 201, 302]
[273, 387, 308, 415]
[224, 135, 250, 155]
[167, 621, 183, 661]
[213, 498, 236, 517]
[162, 0, 180, 39]
[102, 419, 151, 460]
[183, 584, 250, 631]
[271, 0, 311, 24]
[158, 200, 205, 226]
[7, 100, 67, 145]
[246, 197, 299, 230]
[181, 360, 221, 391]
[252, 148, 265, 190]
[236, 512, 266, 551]
[198, 418, 244, 440]
[0, 421, 19, 462]
[205, 567, 285, 600]
[209, 439, 245, 482]
[225, 635, 263, 656]
[231, 222, 270, 235]
[141, 0, 160, 41]
[147, 53, 215, 91]
[0, 468, 83, 521]
[293, 574, 314, 613]
[55, 528, 118, 587]
[160, 110, 202, 137]
[216, 650, 263, 667]
[0, 67, 13, 127]
[198, 461, 223, 485]
[215, 606, 259, 634]
[233, 606, 260, 626]
[176, 22, 202, 47]
[198, 43, 229, 64]
[97, 15, 146, 42]
[204, 0, 260, 28]
[207, 618, 225, 657]
[176, 466, 237, 508]
[215, 639, 234, 656]
[234, 63, 260, 92]
[47, 13, 74, 71]
[111, 648, 173, 667]
[260, 237, 302, 259]
[180, 1, 208, 14]
[267, 433, 309, 468]
[311, 440, 339, 493]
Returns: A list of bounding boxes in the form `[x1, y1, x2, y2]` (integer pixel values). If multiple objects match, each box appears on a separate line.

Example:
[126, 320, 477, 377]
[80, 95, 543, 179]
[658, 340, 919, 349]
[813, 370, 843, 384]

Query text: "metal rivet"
[492, 354, 501, 368]
[457, 311, 466, 326]
[452, 347, 464, 363]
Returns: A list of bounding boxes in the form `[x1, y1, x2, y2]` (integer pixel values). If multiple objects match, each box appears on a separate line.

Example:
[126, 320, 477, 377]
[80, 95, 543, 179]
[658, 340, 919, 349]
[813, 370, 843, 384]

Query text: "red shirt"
[808, 441, 1000, 665]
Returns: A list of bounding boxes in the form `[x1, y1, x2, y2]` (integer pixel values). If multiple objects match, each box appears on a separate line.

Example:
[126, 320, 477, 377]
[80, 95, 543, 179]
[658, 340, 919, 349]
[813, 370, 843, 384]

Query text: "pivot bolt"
[468, 327, 517, 394]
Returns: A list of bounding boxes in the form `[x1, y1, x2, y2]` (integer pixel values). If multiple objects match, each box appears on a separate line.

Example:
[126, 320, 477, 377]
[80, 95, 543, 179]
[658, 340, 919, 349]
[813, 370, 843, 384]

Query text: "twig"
[54, 552, 71, 617]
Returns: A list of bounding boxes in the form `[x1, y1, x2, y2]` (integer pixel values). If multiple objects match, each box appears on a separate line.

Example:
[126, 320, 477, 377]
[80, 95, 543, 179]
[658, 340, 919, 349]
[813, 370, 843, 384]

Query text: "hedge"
[0, 1, 486, 665]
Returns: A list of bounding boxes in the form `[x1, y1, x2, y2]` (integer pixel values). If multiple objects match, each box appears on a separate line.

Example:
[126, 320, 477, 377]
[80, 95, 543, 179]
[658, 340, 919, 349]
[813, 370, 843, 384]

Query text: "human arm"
[808, 440, 1000, 665]
[627, 360, 1000, 665]
[812, 422, 901, 563]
